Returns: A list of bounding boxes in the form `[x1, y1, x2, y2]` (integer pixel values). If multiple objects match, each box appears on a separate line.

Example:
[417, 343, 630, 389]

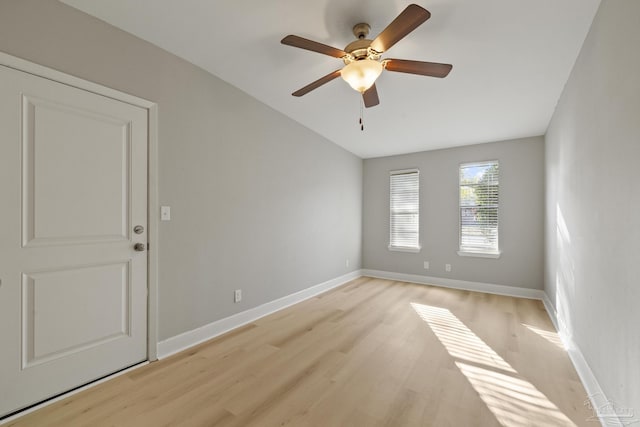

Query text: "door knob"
[134, 243, 146, 252]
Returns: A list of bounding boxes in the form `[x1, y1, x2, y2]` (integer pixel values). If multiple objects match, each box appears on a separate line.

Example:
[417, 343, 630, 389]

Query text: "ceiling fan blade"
[362, 84, 380, 108]
[292, 69, 342, 97]
[281, 35, 348, 58]
[370, 4, 431, 53]
[385, 59, 452, 78]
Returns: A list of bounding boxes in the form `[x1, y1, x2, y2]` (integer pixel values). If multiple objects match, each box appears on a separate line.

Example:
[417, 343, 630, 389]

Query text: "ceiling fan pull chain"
[360, 97, 364, 131]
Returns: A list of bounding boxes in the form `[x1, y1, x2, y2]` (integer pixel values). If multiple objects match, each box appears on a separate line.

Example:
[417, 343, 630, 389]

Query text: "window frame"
[457, 160, 501, 258]
[388, 168, 421, 253]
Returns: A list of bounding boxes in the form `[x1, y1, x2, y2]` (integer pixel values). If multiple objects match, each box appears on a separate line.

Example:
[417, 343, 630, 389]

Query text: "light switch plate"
[161, 206, 171, 221]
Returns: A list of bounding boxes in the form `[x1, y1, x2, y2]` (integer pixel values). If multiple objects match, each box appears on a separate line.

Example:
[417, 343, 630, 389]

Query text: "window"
[459, 161, 500, 257]
[389, 169, 420, 252]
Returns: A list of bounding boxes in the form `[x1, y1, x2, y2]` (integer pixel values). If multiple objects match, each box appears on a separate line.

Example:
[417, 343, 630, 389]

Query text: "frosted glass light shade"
[341, 59, 383, 93]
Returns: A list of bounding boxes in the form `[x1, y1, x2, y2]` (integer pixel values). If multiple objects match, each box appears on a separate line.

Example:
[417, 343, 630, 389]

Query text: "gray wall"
[0, 0, 363, 341]
[363, 137, 544, 289]
[545, 0, 640, 413]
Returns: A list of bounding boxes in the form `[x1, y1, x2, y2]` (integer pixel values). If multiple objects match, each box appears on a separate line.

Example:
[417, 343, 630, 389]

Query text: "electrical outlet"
[424, 261, 429, 269]
[346, 259, 350, 268]
[234, 289, 242, 303]
[445, 264, 452, 272]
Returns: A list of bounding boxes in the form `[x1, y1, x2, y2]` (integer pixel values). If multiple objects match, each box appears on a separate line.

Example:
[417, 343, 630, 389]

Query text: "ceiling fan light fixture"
[340, 59, 383, 93]
[282, 4, 449, 108]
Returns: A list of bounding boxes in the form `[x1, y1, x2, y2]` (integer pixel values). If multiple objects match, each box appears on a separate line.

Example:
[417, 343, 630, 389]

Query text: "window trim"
[388, 168, 421, 253]
[457, 250, 501, 259]
[388, 245, 422, 253]
[458, 160, 501, 258]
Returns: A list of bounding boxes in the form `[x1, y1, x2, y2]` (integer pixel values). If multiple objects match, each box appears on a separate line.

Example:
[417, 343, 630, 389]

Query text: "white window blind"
[459, 161, 499, 255]
[389, 169, 420, 251]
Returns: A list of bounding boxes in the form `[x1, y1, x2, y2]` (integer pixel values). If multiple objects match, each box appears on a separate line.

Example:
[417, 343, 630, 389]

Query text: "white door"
[0, 64, 148, 417]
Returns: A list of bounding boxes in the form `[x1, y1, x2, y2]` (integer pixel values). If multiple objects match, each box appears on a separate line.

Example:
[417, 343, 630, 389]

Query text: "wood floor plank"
[6, 278, 598, 426]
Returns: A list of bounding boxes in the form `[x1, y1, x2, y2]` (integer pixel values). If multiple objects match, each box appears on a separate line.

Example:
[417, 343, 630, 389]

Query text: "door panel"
[22, 94, 132, 246]
[0, 64, 148, 417]
[22, 262, 131, 368]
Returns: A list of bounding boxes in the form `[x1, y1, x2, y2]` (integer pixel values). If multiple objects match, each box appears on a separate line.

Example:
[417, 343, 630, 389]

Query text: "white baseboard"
[541, 293, 626, 427]
[541, 292, 560, 332]
[158, 269, 541, 359]
[156, 270, 362, 359]
[362, 269, 545, 300]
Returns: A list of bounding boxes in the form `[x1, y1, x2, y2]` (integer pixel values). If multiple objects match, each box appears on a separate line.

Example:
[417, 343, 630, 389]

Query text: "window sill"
[388, 245, 421, 253]
[457, 250, 501, 259]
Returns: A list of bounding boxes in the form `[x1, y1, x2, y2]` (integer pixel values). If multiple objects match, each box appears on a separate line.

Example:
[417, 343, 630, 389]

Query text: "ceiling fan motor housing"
[344, 23, 381, 63]
[344, 39, 375, 62]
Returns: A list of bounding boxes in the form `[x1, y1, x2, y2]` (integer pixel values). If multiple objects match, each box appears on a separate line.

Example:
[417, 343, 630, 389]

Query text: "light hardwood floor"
[6, 277, 598, 426]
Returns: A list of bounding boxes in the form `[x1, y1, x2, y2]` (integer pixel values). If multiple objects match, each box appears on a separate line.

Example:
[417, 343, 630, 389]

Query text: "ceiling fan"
[281, 4, 452, 108]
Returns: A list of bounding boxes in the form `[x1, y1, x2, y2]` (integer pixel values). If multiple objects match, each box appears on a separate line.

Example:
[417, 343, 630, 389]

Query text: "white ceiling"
[62, 0, 600, 158]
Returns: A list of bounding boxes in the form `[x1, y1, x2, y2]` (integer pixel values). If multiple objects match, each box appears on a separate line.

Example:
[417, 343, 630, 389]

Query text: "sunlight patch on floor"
[411, 303, 514, 373]
[411, 302, 576, 427]
[522, 323, 565, 349]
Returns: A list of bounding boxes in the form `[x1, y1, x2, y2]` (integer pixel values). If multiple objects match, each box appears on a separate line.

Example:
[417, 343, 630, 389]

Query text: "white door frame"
[0, 52, 159, 361]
